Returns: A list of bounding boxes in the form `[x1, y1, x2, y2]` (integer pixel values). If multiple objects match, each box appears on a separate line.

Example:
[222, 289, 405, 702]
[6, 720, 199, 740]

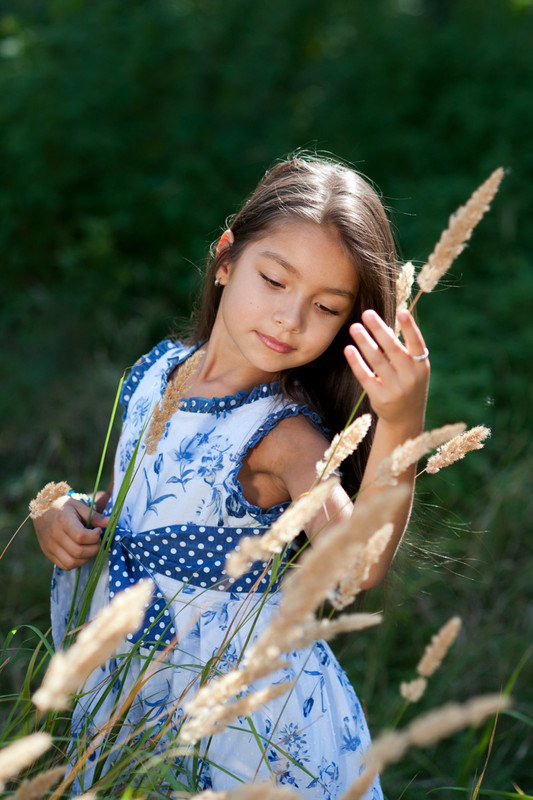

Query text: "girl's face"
[214, 220, 358, 378]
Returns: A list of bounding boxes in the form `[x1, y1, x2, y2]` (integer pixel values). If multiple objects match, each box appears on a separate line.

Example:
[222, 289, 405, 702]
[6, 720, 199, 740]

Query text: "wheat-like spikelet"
[181, 681, 293, 743]
[331, 523, 394, 610]
[340, 693, 509, 799]
[182, 490, 404, 745]
[289, 613, 382, 651]
[417, 168, 505, 294]
[33, 580, 153, 711]
[395, 260, 415, 334]
[11, 766, 65, 800]
[315, 414, 372, 480]
[376, 423, 466, 486]
[192, 783, 300, 800]
[425, 425, 491, 474]
[0, 733, 53, 791]
[407, 693, 509, 746]
[400, 677, 428, 704]
[29, 481, 72, 519]
[145, 347, 205, 454]
[417, 616, 462, 678]
[281, 488, 408, 621]
[144, 377, 183, 455]
[226, 477, 339, 578]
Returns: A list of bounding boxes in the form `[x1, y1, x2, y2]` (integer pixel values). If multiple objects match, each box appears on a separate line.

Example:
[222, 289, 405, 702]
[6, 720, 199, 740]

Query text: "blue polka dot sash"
[108, 523, 283, 649]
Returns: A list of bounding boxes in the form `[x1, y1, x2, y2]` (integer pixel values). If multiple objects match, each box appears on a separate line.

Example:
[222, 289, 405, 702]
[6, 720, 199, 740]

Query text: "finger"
[348, 321, 398, 382]
[54, 543, 100, 571]
[57, 530, 101, 566]
[74, 501, 109, 528]
[359, 310, 409, 363]
[396, 310, 428, 360]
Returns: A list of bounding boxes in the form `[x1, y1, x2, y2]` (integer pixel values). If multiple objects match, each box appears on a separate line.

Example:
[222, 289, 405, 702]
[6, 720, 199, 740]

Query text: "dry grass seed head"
[395, 260, 415, 335]
[192, 783, 301, 800]
[226, 477, 339, 578]
[315, 415, 372, 480]
[282, 487, 408, 619]
[33, 580, 153, 711]
[417, 616, 462, 678]
[341, 693, 509, 799]
[181, 681, 293, 743]
[29, 481, 72, 519]
[330, 522, 394, 610]
[11, 766, 66, 800]
[400, 677, 428, 704]
[417, 167, 505, 294]
[0, 733, 53, 790]
[425, 426, 491, 474]
[376, 423, 466, 486]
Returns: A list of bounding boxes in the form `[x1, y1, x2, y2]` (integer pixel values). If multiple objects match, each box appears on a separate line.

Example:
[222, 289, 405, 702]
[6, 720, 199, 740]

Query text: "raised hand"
[344, 308, 430, 434]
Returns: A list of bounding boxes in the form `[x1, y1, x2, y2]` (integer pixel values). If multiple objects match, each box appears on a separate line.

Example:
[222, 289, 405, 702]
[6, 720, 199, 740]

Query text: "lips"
[255, 331, 295, 354]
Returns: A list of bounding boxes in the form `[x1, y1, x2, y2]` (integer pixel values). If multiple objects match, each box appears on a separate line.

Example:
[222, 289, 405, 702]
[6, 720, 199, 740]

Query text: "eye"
[260, 272, 284, 288]
[316, 303, 340, 316]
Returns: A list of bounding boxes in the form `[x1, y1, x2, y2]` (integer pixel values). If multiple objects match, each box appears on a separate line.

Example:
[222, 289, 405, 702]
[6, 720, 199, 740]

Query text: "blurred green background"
[1, 0, 532, 796]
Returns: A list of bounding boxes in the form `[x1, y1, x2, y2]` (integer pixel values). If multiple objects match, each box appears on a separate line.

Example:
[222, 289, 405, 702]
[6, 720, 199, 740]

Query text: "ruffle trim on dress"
[120, 339, 282, 419]
[120, 339, 178, 420]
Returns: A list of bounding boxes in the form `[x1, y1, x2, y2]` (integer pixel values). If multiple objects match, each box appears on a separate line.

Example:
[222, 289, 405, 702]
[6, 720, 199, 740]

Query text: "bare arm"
[278, 310, 429, 590]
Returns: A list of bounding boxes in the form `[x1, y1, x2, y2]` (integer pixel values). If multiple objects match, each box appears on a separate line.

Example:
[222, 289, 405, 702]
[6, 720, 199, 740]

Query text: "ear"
[215, 229, 235, 285]
[215, 229, 234, 255]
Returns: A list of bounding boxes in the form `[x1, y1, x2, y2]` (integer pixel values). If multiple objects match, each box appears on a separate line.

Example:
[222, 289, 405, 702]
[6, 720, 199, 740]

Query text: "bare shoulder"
[248, 414, 329, 477]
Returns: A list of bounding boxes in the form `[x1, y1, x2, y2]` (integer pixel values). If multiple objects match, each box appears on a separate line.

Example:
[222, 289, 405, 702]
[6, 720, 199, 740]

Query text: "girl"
[34, 155, 429, 797]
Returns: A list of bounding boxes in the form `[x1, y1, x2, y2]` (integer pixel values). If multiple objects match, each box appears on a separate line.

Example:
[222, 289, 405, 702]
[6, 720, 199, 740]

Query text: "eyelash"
[259, 272, 340, 316]
[260, 272, 284, 289]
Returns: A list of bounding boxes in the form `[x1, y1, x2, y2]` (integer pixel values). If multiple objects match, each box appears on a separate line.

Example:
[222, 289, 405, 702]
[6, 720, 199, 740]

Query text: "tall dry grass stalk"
[193, 782, 301, 800]
[181, 680, 294, 742]
[399, 677, 427, 704]
[181, 489, 406, 744]
[315, 414, 373, 481]
[376, 423, 466, 486]
[0, 733, 52, 791]
[417, 616, 462, 678]
[395, 260, 415, 335]
[340, 694, 510, 800]
[400, 616, 462, 703]
[425, 426, 491, 474]
[416, 167, 505, 295]
[33, 580, 153, 711]
[331, 523, 394, 610]
[10, 766, 65, 800]
[145, 346, 205, 454]
[280, 489, 407, 621]
[28, 481, 72, 519]
[226, 477, 339, 579]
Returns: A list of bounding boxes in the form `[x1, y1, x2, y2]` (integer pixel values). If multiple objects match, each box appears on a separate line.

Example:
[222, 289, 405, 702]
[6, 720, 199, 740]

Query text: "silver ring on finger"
[411, 346, 429, 362]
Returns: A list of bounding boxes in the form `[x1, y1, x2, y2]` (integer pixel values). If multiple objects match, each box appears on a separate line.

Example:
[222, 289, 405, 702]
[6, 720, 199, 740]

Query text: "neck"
[194, 319, 277, 396]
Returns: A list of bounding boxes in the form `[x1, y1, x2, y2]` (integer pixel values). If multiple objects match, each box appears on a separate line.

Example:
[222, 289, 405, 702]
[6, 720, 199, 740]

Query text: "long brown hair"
[190, 155, 398, 496]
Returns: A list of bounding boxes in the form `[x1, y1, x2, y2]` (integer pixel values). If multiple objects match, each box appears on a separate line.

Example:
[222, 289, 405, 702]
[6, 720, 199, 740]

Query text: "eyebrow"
[259, 250, 356, 300]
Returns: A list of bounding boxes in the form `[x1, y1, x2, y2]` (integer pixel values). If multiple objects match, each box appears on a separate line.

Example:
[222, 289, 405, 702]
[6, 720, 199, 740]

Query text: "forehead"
[247, 220, 358, 294]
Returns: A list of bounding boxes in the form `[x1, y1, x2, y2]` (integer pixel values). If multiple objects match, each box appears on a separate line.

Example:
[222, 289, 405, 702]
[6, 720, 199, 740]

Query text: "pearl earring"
[214, 277, 222, 287]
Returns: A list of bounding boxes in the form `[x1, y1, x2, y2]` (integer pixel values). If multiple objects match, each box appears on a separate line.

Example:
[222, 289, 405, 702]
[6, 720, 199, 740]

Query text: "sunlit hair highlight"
[190, 155, 398, 495]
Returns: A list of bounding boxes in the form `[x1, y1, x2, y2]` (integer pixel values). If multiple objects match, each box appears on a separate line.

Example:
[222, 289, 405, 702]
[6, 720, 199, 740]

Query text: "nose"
[274, 297, 305, 333]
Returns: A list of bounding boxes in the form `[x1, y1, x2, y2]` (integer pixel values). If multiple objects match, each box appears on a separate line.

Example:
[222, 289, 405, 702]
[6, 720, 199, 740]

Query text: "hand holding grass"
[33, 493, 108, 571]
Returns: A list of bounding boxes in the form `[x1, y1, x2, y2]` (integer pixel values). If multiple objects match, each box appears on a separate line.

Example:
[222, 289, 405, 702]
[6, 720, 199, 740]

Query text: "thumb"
[76, 503, 109, 528]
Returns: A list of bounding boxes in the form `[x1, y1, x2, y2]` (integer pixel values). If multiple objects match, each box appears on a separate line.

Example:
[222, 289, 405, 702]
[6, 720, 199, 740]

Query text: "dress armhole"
[227, 404, 329, 526]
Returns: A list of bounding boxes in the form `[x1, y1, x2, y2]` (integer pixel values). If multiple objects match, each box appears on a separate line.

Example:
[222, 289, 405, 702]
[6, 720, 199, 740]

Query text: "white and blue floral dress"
[51, 340, 382, 798]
